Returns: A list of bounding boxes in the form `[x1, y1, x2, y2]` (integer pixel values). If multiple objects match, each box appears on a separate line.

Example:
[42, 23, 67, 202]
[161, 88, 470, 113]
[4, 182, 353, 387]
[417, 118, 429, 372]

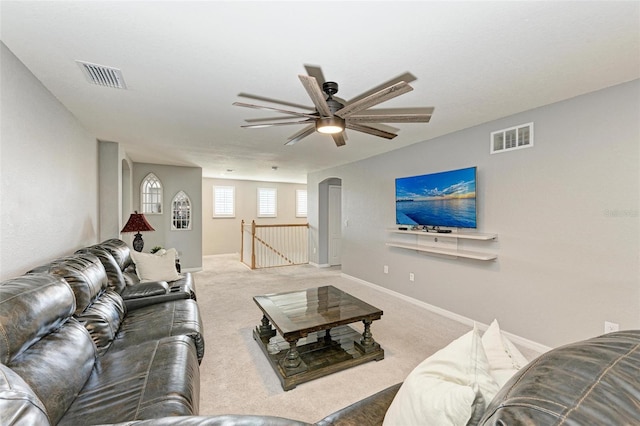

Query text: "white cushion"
[481, 319, 529, 387]
[383, 325, 499, 426]
[130, 247, 180, 282]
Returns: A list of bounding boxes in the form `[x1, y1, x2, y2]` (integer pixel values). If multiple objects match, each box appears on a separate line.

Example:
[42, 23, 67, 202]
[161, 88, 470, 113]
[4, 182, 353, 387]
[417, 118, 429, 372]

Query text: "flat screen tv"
[395, 166, 477, 229]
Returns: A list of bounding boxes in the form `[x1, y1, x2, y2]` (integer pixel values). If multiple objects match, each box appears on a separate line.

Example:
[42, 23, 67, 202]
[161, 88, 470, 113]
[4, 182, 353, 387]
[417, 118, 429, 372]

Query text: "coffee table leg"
[257, 315, 276, 343]
[324, 329, 332, 343]
[283, 339, 302, 369]
[355, 319, 381, 354]
[361, 320, 374, 348]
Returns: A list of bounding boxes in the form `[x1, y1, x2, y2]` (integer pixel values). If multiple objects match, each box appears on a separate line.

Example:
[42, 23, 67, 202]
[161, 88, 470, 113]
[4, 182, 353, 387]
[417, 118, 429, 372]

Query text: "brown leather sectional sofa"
[110, 330, 640, 426]
[1, 238, 638, 425]
[0, 239, 203, 425]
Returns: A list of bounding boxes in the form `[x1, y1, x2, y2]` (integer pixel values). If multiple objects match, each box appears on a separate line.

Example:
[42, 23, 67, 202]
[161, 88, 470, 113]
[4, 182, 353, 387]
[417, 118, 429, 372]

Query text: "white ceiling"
[2, 1, 638, 183]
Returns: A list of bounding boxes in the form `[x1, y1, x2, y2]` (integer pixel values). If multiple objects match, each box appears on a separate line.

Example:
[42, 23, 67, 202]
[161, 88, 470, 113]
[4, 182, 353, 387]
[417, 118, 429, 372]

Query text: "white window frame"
[296, 189, 308, 218]
[213, 185, 235, 218]
[140, 173, 163, 214]
[257, 187, 277, 218]
[171, 191, 192, 230]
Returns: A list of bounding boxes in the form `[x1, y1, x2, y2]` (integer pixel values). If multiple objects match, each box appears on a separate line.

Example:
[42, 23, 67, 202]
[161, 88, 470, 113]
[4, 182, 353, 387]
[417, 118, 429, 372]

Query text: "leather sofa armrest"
[121, 281, 169, 300]
[103, 415, 311, 425]
[123, 292, 190, 311]
[168, 273, 196, 300]
[315, 383, 402, 426]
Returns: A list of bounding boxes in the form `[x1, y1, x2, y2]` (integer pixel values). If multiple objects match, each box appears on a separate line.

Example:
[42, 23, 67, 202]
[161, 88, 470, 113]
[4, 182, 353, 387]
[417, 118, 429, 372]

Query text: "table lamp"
[121, 211, 155, 252]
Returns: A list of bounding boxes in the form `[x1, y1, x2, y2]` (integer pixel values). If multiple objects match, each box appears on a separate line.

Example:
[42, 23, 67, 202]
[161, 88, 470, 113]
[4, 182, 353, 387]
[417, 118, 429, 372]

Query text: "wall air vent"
[491, 122, 533, 154]
[76, 60, 127, 89]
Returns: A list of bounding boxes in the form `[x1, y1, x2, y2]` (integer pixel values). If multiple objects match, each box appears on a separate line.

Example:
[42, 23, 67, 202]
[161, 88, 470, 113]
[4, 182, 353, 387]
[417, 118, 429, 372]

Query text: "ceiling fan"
[233, 65, 434, 147]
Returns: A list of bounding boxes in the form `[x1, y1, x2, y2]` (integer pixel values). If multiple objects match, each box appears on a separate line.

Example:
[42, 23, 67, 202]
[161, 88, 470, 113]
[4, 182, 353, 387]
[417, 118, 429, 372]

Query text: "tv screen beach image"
[395, 167, 477, 228]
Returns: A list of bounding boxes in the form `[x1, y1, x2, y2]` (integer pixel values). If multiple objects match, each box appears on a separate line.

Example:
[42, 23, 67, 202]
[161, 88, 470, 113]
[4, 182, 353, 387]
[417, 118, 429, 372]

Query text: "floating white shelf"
[386, 228, 498, 261]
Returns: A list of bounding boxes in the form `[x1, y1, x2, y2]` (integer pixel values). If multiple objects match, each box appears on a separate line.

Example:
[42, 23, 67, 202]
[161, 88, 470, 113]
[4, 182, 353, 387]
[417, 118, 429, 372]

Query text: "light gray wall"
[308, 80, 639, 348]
[202, 178, 307, 255]
[98, 140, 121, 241]
[131, 163, 202, 271]
[0, 42, 98, 280]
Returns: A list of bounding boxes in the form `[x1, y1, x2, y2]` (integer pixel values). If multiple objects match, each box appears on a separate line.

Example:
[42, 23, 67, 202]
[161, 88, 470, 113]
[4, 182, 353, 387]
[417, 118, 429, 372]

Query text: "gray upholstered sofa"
[0, 241, 204, 425]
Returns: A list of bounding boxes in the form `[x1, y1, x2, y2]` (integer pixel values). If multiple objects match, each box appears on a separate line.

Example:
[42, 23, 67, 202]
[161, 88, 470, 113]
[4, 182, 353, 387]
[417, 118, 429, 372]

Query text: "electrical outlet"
[383, 265, 389, 274]
[409, 272, 415, 282]
[604, 321, 619, 334]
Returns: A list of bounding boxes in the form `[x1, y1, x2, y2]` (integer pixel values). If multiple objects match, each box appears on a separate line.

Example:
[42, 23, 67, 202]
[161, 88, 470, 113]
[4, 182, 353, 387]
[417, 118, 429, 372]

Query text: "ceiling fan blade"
[244, 115, 308, 123]
[331, 133, 346, 147]
[304, 64, 326, 86]
[346, 122, 398, 140]
[237, 93, 314, 111]
[242, 119, 314, 129]
[348, 107, 434, 123]
[347, 72, 417, 104]
[335, 82, 413, 118]
[233, 102, 317, 119]
[360, 123, 399, 133]
[298, 75, 333, 117]
[285, 125, 316, 146]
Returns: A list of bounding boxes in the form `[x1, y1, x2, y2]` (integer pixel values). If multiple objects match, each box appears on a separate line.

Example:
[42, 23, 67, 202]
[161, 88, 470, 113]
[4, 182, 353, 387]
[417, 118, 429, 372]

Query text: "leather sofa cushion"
[111, 299, 205, 363]
[77, 245, 127, 294]
[481, 330, 640, 425]
[29, 253, 107, 315]
[0, 363, 49, 426]
[9, 318, 96, 425]
[100, 238, 135, 271]
[76, 289, 126, 355]
[0, 274, 75, 364]
[59, 335, 200, 425]
[317, 383, 402, 426]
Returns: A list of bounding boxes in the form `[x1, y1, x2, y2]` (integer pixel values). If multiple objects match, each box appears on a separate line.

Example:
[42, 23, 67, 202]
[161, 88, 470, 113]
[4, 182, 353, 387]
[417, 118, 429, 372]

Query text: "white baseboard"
[341, 272, 553, 354]
[181, 267, 203, 273]
[309, 262, 331, 268]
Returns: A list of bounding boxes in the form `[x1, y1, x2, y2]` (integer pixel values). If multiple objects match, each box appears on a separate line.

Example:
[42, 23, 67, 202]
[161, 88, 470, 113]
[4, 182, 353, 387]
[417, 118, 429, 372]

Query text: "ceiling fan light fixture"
[316, 116, 345, 134]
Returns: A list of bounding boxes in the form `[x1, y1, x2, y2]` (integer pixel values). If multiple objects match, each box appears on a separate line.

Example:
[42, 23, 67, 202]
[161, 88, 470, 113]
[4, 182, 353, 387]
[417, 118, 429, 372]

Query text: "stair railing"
[241, 220, 309, 269]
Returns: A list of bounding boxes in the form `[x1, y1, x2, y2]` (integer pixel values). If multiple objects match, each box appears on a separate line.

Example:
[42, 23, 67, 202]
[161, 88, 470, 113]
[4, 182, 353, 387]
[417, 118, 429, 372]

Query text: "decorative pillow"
[383, 325, 500, 426]
[130, 248, 180, 283]
[481, 319, 529, 387]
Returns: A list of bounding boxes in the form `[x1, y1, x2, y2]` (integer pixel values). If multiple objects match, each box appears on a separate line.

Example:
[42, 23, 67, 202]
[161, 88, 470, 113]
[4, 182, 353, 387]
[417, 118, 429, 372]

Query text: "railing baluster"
[240, 221, 309, 269]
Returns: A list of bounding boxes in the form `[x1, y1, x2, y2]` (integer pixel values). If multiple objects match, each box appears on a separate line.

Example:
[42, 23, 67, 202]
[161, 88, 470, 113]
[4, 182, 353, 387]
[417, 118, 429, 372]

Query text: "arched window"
[140, 173, 163, 214]
[171, 191, 191, 230]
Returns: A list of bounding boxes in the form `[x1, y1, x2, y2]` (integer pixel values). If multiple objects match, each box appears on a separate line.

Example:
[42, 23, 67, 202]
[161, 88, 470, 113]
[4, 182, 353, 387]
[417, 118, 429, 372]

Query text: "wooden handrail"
[252, 223, 309, 228]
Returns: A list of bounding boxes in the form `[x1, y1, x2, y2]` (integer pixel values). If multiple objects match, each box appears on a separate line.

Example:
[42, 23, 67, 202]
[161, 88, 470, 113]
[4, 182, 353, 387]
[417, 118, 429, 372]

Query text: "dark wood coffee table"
[253, 285, 384, 390]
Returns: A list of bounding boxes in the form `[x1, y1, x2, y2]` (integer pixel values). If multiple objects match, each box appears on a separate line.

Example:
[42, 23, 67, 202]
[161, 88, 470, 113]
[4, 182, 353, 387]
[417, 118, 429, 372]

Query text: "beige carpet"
[194, 254, 533, 423]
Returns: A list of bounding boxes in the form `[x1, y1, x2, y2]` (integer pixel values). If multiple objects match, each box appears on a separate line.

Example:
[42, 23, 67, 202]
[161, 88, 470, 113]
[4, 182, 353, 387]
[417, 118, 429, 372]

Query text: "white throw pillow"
[383, 325, 500, 426]
[481, 319, 529, 387]
[130, 247, 180, 283]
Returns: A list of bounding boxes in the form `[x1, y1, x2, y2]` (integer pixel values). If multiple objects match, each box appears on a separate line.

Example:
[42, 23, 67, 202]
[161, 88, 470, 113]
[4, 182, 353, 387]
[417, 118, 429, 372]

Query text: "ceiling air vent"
[76, 60, 127, 89]
[490, 122, 533, 154]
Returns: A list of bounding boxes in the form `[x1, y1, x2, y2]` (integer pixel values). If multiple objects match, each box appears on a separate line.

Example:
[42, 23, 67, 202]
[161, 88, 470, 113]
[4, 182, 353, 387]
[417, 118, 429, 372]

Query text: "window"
[171, 191, 191, 230]
[213, 186, 235, 218]
[141, 173, 163, 214]
[257, 188, 277, 218]
[296, 189, 307, 217]
[491, 122, 534, 154]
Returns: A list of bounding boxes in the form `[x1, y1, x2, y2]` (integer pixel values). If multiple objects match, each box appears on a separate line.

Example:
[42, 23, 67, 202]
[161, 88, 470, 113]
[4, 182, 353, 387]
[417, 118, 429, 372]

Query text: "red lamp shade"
[121, 211, 155, 251]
